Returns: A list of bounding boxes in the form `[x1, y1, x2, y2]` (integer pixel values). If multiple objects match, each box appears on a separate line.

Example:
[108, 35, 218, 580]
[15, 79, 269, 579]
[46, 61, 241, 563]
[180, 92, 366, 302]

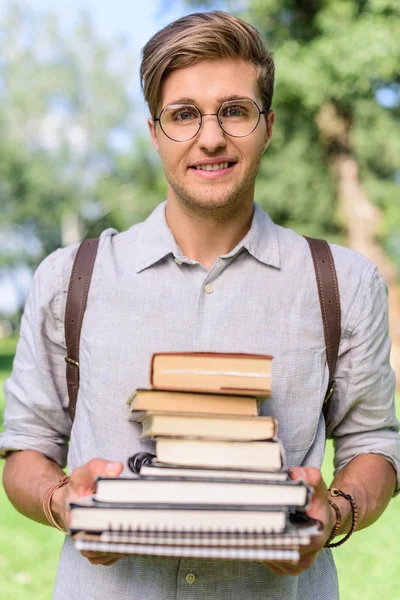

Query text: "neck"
[165, 197, 254, 270]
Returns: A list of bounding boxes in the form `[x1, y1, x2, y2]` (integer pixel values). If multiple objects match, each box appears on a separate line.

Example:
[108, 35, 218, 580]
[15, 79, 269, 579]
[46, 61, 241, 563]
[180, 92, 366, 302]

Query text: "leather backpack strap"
[65, 238, 100, 422]
[304, 237, 341, 434]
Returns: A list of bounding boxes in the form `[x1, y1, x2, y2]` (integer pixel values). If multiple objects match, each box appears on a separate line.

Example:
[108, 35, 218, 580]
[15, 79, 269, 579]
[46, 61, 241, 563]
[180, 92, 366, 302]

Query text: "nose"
[197, 114, 227, 153]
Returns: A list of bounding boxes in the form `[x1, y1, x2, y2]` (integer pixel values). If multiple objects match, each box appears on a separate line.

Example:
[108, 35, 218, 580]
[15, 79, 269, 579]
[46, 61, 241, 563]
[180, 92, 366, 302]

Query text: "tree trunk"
[317, 102, 400, 389]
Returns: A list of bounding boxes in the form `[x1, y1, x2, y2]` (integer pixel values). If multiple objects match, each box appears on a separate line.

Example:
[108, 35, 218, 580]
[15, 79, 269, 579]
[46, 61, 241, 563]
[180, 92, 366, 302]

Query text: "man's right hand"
[52, 458, 124, 566]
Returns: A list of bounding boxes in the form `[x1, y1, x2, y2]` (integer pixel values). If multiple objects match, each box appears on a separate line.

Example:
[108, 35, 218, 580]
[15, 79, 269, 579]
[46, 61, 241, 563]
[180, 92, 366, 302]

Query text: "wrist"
[325, 498, 341, 545]
[42, 475, 70, 532]
[325, 487, 358, 548]
[330, 493, 352, 536]
[50, 483, 68, 530]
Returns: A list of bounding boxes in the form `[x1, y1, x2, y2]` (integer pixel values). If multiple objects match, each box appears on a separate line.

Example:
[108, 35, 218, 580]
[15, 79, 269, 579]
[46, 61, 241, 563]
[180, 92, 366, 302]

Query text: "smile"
[194, 162, 232, 171]
[189, 162, 236, 178]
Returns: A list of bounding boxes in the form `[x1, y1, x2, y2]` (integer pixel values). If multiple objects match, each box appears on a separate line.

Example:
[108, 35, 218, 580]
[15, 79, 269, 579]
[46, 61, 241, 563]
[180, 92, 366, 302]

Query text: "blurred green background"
[0, 0, 399, 598]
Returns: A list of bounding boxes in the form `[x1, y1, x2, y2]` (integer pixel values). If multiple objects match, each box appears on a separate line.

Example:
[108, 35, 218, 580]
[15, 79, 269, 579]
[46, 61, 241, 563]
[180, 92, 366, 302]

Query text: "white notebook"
[73, 530, 311, 547]
[94, 476, 311, 509]
[74, 539, 299, 562]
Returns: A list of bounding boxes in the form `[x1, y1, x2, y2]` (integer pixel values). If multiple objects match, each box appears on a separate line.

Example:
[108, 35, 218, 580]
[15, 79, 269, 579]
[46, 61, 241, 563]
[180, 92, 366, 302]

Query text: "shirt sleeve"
[0, 249, 73, 468]
[331, 264, 400, 494]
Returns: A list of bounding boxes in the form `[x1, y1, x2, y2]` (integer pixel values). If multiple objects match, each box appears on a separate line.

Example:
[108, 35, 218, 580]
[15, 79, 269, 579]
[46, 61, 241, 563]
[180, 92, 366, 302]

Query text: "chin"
[168, 177, 252, 216]
[182, 186, 244, 210]
[188, 195, 239, 212]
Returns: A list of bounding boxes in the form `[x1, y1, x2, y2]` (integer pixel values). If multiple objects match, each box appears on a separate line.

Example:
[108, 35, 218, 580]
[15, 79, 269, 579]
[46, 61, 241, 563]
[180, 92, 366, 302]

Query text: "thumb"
[288, 466, 324, 493]
[69, 458, 124, 497]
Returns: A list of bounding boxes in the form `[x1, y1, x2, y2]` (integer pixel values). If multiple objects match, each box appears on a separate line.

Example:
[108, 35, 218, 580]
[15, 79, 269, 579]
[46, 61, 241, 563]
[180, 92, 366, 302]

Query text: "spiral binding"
[127, 452, 156, 474]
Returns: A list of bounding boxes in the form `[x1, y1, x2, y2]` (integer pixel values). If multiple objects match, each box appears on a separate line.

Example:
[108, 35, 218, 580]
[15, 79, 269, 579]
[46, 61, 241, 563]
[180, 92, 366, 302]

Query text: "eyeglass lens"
[159, 99, 261, 141]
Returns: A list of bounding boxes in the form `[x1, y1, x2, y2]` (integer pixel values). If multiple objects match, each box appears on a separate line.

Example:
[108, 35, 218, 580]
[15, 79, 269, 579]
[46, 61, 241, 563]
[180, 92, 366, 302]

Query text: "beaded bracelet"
[325, 498, 341, 546]
[325, 487, 358, 548]
[42, 475, 70, 533]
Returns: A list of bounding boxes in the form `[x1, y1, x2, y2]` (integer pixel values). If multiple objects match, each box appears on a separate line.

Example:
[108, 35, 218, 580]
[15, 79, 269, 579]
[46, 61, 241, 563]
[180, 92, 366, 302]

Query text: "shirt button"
[185, 573, 196, 585]
[204, 284, 213, 294]
[174, 258, 183, 265]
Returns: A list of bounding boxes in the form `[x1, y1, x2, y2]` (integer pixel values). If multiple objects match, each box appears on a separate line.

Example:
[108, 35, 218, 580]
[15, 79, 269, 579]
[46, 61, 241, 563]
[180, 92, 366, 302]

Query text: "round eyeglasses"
[153, 99, 266, 143]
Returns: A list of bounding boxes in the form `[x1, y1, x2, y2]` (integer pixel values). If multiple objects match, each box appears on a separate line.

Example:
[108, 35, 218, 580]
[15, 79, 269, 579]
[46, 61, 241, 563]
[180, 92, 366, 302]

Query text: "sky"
[7, 0, 183, 47]
[0, 0, 194, 314]
[4, 0, 190, 108]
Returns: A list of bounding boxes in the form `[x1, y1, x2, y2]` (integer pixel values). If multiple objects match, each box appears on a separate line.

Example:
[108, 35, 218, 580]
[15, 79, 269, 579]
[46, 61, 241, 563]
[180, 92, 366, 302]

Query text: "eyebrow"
[164, 94, 256, 107]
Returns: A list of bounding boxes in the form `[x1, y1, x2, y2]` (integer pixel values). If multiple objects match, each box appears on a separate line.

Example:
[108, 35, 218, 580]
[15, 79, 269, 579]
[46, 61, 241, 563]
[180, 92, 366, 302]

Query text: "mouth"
[188, 161, 237, 179]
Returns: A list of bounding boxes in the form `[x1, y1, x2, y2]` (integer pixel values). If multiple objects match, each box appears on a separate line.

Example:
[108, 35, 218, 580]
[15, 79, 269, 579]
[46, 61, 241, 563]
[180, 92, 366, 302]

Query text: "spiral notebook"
[73, 539, 299, 562]
[73, 529, 311, 547]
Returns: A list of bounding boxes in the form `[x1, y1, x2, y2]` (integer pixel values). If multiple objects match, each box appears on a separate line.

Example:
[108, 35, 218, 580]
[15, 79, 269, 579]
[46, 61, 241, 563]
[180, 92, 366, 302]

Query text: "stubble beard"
[165, 157, 262, 224]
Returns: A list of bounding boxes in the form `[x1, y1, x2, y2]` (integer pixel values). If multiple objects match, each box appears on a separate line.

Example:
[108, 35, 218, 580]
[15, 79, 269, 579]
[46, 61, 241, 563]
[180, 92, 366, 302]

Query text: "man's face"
[148, 58, 274, 216]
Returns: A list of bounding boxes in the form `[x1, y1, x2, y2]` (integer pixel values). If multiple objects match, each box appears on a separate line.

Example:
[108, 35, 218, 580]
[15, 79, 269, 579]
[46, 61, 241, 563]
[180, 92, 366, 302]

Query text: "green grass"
[0, 337, 62, 599]
[322, 442, 400, 599]
[0, 337, 399, 599]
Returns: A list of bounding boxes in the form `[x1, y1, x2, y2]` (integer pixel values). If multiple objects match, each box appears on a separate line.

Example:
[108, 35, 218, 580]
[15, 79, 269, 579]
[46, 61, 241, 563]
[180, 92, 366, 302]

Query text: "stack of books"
[70, 353, 321, 561]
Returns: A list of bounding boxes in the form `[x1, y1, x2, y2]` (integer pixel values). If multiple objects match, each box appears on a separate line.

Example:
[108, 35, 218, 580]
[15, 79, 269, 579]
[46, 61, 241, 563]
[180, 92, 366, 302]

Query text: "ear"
[148, 117, 159, 152]
[263, 109, 275, 152]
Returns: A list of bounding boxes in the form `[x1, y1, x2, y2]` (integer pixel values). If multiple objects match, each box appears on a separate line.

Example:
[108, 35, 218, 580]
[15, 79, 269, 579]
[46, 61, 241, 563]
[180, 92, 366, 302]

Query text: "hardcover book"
[69, 497, 288, 534]
[128, 389, 259, 418]
[93, 476, 311, 509]
[139, 412, 277, 441]
[155, 437, 284, 470]
[151, 352, 272, 396]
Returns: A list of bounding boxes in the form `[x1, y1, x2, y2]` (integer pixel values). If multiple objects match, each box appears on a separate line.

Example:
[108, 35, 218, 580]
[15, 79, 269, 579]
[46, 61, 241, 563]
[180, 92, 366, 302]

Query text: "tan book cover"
[128, 389, 259, 418]
[151, 353, 272, 396]
[139, 412, 277, 441]
[155, 437, 284, 470]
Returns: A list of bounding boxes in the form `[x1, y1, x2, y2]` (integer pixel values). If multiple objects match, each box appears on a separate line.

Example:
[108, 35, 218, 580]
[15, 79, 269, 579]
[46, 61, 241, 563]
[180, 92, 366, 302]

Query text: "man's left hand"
[263, 466, 336, 576]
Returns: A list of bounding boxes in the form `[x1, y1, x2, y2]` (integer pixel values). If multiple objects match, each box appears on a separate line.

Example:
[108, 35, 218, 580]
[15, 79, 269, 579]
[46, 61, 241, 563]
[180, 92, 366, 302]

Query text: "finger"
[86, 556, 121, 566]
[303, 467, 323, 490]
[80, 551, 124, 564]
[80, 551, 122, 559]
[288, 467, 327, 501]
[261, 561, 290, 576]
[101, 558, 122, 566]
[288, 466, 321, 488]
[70, 459, 124, 495]
[288, 467, 307, 481]
[264, 557, 315, 578]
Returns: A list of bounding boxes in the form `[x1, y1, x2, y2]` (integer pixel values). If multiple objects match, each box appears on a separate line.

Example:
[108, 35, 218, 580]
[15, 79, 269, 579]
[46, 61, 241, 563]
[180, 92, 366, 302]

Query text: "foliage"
[87, 136, 167, 237]
[0, 2, 155, 268]
[182, 0, 400, 254]
[0, 1, 170, 314]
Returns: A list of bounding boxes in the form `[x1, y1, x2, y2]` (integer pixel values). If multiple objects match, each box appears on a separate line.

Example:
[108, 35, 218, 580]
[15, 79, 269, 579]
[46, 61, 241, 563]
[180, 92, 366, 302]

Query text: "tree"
[181, 0, 400, 382]
[0, 1, 160, 314]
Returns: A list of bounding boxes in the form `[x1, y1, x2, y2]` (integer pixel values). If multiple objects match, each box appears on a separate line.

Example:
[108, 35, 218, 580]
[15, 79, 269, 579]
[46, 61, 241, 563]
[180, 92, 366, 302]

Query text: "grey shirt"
[1, 202, 399, 600]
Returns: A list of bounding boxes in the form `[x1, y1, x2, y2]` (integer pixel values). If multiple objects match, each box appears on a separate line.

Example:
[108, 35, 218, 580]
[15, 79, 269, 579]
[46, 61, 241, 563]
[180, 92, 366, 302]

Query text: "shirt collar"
[240, 203, 281, 268]
[134, 201, 177, 273]
[134, 201, 280, 273]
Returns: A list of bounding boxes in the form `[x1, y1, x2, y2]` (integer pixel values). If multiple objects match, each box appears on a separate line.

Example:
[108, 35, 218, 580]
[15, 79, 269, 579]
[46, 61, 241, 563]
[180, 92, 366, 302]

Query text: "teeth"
[195, 162, 230, 171]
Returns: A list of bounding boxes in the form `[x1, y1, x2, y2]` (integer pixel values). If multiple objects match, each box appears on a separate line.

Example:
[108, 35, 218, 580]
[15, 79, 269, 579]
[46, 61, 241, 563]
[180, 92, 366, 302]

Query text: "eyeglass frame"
[153, 98, 269, 143]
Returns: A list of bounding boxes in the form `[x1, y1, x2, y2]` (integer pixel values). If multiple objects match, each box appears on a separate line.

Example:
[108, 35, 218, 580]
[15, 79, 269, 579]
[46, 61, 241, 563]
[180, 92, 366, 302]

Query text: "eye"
[221, 104, 248, 118]
[172, 107, 198, 122]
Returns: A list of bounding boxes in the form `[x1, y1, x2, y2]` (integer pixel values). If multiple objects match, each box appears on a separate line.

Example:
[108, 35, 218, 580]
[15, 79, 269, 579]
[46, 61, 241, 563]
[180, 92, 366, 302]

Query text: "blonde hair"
[140, 11, 274, 118]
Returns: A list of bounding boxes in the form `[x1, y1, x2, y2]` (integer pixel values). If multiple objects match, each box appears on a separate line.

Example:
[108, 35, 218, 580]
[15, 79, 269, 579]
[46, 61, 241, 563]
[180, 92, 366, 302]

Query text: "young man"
[1, 11, 399, 600]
